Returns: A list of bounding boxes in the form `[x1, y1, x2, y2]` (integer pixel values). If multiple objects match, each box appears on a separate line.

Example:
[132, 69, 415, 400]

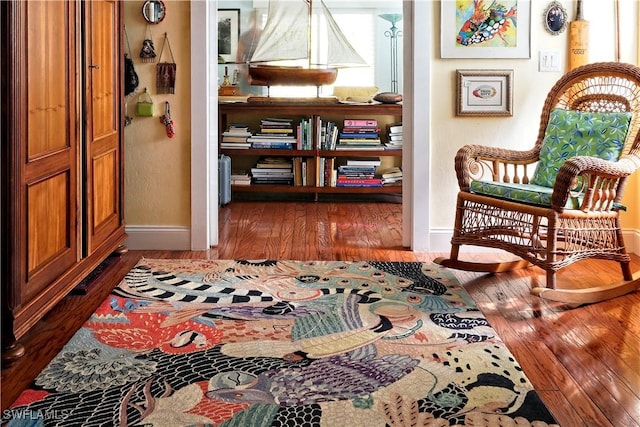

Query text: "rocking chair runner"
[435, 62, 640, 305]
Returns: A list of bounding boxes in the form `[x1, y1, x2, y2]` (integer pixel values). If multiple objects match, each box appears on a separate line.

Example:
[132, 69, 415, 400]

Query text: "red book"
[336, 177, 382, 184]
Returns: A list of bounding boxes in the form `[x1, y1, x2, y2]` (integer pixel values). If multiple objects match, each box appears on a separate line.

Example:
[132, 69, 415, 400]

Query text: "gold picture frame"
[456, 69, 513, 116]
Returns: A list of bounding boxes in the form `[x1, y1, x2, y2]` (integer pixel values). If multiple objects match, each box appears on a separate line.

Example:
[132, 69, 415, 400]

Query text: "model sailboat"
[248, 0, 366, 91]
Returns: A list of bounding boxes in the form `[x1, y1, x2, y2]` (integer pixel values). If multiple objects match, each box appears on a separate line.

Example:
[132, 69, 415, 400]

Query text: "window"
[332, 12, 375, 88]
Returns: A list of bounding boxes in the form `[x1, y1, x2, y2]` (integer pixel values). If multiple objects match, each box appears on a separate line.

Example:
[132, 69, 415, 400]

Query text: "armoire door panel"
[26, 1, 70, 158]
[25, 171, 78, 302]
[85, 0, 123, 255]
[18, 0, 79, 305]
[86, 0, 119, 139]
[92, 149, 119, 228]
[27, 172, 71, 271]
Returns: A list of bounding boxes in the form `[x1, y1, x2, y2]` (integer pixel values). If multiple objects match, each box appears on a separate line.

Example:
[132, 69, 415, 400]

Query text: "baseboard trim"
[124, 225, 191, 250]
[626, 229, 640, 255]
[429, 228, 640, 256]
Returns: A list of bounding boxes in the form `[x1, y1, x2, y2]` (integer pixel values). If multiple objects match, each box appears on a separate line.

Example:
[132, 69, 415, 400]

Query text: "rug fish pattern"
[4, 259, 558, 426]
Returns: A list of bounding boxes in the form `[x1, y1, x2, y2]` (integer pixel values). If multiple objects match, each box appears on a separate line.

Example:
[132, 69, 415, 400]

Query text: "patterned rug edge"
[4, 259, 559, 427]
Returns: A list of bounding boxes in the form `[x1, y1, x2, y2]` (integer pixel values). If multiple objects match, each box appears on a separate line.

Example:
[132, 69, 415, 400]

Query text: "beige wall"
[124, 0, 191, 226]
[627, 0, 640, 230]
[622, 177, 639, 230]
[122, 0, 639, 240]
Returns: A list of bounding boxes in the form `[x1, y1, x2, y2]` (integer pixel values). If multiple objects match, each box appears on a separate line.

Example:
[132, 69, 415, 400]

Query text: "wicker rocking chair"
[435, 62, 640, 305]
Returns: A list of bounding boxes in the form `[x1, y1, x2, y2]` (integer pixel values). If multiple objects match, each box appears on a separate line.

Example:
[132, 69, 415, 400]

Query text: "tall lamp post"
[379, 13, 402, 94]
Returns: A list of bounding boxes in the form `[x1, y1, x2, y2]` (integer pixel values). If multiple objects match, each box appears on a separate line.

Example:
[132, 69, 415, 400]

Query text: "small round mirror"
[543, 1, 567, 35]
[142, 0, 166, 24]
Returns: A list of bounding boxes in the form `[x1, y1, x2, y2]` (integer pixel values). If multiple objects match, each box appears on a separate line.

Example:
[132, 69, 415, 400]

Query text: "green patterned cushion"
[531, 108, 631, 188]
[470, 180, 626, 210]
[470, 180, 579, 209]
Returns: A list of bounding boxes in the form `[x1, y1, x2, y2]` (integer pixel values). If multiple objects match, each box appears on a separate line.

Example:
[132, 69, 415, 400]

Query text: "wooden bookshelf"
[218, 101, 403, 201]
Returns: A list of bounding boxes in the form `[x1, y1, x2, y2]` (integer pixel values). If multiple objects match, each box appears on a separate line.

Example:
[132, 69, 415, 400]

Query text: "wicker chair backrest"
[537, 62, 640, 158]
[572, 95, 630, 113]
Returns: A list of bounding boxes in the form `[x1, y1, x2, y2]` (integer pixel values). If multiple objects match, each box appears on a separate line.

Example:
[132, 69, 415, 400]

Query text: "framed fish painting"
[441, 0, 531, 59]
[456, 69, 513, 116]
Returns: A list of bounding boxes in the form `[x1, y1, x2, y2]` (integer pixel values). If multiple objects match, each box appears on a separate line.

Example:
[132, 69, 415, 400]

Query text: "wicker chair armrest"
[552, 154, 640, 211]
[455, 144, 538, 191]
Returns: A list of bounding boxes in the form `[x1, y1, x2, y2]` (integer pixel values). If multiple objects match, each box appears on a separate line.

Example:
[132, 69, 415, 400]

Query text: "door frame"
[189, 0, 431, 252]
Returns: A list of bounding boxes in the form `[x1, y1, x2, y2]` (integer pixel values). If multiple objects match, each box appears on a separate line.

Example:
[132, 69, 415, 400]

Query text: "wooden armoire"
[1, 0, 126, 363]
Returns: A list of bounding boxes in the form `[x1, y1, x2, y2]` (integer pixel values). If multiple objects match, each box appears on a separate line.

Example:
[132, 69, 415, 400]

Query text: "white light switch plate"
[539, 51, 561, 72]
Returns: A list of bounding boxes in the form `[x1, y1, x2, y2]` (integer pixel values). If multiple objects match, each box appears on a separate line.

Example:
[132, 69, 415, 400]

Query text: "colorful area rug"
[5, 259, 558, 426]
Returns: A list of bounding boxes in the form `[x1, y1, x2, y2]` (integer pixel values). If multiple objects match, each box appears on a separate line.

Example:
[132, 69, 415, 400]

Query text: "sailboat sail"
[249, 0, 366, 68]
[321, 1, 366, 67]
[249, 0, 309, 64]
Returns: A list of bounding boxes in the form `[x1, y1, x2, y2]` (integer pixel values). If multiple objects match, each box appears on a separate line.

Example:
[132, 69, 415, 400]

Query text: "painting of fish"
[456, 0, 518, 47]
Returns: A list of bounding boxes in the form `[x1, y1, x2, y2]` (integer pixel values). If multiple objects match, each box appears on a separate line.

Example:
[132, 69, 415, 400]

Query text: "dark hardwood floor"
[2, 201, 639, 426]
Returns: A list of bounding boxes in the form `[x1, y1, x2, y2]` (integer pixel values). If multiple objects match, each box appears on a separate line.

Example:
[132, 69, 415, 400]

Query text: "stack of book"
[385, 122, 403, 150]
[317, 157, 337, 187]
[250, 157, 294, 185]
[336, 119, 384, 150]
[231, 169, 251, 186]
[336, 158, 382, 187]
[297, 117, 314, 150]
[381, 166, 403, 185]
[248, 118, 296, 149]
[292, 157, 315, 186]
[221, 124, 252, 149]
[318, 119, 339, 150]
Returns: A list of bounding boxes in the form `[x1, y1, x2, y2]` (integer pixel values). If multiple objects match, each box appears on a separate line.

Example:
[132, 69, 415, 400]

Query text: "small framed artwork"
[456, 69, 513, 116]
[441, 0, 531, 59]
[218, 9, 240, 63]
[543, 1, 567, 35]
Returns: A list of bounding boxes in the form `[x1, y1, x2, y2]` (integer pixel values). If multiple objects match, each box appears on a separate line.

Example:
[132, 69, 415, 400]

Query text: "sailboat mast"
[307, 0, 313, 68]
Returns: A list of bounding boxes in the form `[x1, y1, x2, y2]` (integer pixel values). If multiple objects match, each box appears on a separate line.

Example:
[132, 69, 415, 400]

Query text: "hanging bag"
[140, 24, 157, 63]
[135, 88, 154, 116]
[124, 26, 139, 96]
[156, 33, 177, 94]
[160, 101, 175, 138]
